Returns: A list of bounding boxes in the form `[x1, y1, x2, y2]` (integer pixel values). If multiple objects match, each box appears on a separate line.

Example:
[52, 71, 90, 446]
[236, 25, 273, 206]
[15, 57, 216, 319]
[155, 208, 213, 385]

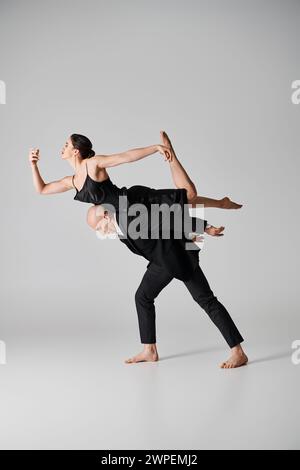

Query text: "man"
[86, 204, 248, 369]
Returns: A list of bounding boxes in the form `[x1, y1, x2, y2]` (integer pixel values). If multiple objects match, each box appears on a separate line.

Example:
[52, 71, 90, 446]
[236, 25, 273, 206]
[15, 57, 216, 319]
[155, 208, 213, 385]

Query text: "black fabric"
[73, 162, 208, 281]
[135, 261, 244, 348]
[116, 209, 206, 282]
[73, 172, 124, 207]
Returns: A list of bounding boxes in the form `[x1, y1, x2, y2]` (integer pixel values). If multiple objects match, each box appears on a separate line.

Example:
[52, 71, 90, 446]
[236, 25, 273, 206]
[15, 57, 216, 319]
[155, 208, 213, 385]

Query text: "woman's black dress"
[73, 163, 208, 281]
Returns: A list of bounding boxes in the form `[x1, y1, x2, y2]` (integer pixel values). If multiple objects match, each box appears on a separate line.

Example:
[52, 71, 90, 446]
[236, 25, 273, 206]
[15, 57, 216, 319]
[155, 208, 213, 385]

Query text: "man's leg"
[124, 262, 174, 364]
[183, 265, 248, 368]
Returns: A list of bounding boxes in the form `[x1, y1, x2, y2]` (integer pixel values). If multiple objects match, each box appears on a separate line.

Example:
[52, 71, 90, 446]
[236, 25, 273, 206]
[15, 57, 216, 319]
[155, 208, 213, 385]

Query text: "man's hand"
[205, 225, 225, 237]
[191, 235, 205, 242]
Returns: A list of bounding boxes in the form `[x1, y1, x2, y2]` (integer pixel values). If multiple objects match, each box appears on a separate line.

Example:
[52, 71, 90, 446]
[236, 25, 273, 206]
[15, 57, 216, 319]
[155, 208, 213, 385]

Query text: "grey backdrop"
[0, 0, 299, 450]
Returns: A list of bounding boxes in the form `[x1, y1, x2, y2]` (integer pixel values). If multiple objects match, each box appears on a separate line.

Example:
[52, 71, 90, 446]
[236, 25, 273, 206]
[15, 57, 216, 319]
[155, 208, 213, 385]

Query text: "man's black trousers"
[134, 261, 244, 348]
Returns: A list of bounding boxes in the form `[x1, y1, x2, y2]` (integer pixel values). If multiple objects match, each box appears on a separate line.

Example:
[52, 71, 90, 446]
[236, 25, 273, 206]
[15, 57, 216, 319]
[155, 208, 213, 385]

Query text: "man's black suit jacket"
[115, 211, 208, 281]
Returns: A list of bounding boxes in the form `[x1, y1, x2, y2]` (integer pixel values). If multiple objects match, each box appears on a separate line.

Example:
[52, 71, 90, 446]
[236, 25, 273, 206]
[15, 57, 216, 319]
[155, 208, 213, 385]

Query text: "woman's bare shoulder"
[87, 157, 109, 179]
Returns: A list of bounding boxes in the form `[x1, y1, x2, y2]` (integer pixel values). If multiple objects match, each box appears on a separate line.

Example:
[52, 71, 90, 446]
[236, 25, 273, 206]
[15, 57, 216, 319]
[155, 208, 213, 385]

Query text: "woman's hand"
[205, 225, 225, 237]
[157, 144, 173, 162]
[29, 148, 40, 166]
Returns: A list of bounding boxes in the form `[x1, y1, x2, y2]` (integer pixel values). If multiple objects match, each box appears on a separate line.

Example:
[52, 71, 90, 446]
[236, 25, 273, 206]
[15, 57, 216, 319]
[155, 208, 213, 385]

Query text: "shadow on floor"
[249, 351, 291, 365]
[160, 345, 225, 361]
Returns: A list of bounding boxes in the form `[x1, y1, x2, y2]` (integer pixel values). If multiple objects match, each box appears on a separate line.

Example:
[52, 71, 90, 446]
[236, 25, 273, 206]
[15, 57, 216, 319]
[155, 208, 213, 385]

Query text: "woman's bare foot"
[220, 344, 248, 369]
[160, 130, 177, 160]
[124, 344, 159, 364]
[219, 196, 243, 210]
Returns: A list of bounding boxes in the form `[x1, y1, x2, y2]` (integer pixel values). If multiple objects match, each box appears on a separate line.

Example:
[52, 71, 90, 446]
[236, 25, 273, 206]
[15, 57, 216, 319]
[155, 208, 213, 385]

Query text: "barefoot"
[124, 349, 159, 364]
[160, 130, 177, 160]
[220, 351, 248, 369]
[220, 196, 243, 210]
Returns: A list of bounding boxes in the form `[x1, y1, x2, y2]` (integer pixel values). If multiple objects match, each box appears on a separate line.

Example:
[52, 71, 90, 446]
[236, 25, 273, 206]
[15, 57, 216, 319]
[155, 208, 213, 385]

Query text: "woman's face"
[61, 136, 77, 160]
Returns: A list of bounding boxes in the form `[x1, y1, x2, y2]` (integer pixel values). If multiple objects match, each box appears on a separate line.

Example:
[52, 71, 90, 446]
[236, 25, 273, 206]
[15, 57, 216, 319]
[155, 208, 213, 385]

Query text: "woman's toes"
[220, 197, 243, 210]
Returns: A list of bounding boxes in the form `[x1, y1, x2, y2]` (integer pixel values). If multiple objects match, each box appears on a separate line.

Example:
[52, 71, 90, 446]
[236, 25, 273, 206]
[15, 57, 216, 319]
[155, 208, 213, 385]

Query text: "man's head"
[87, 205, 118, 238]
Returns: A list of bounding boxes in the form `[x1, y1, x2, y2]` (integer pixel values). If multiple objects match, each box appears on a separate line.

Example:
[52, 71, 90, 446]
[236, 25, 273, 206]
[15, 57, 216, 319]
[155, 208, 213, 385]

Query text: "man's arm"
[190, 217, 224, 236]
[191, 216, 209, 232]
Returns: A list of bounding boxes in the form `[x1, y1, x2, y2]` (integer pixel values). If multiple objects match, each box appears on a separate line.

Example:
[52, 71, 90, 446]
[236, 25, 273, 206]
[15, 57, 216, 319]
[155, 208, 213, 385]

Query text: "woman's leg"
[161, 131, 197, 201]
[190, 195, 243, 209]
[160, 131, 242, 209]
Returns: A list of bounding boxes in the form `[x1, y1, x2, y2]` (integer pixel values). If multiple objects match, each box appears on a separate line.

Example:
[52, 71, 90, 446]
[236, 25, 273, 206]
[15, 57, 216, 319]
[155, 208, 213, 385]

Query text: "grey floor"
[0, 290, 299, 450]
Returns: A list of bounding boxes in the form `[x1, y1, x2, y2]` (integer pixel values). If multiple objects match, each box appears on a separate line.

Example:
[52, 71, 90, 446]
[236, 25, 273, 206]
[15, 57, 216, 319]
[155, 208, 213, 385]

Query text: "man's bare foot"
[160, 130, 177, 160]
[124, 345, 159, 364]
[219, 196, 243, 210]
[220, 344, 248, 369]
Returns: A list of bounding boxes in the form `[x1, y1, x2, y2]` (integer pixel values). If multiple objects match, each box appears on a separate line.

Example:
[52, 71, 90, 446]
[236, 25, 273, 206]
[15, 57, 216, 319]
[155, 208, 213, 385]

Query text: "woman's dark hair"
[70, 133, 95, 158]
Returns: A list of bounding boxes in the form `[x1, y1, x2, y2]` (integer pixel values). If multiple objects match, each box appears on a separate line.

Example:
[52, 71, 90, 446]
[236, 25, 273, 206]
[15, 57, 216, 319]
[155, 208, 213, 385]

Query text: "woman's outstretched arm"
[29, 148, 73, 195]
[95, 144, 171, 168]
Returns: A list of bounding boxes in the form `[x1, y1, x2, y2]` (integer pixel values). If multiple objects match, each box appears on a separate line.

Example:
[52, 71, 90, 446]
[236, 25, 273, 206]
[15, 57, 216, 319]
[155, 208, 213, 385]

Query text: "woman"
[29, 131, 236, 281]
[29, 131, 242, 211]
[29, 131, 247, 367]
